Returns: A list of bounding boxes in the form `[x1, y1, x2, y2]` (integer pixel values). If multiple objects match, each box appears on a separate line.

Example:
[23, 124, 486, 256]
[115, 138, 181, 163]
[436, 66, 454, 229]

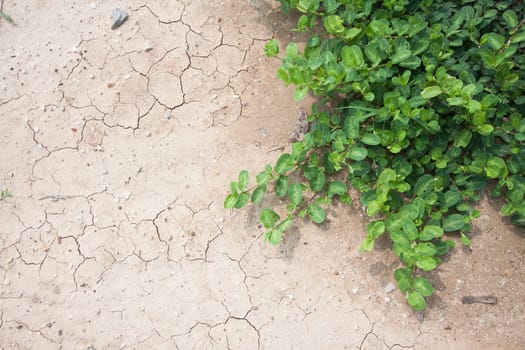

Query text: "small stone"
[384, 296, 391, 303]
[89, 3, 97, 9]
[89, 74, 95, 79]
[165, 113, 171, 120]
[107, 81, 115, 88]
[111, 9, 129, 30]
[384, 282, 396, 293]
[144, 42, 153, 52]
[122, 74, 131, 80]
[351, 287, 360, 295]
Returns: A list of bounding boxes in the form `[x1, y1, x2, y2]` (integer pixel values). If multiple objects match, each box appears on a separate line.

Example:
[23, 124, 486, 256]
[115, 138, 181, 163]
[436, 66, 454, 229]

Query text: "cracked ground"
[1, 1, 524, 349]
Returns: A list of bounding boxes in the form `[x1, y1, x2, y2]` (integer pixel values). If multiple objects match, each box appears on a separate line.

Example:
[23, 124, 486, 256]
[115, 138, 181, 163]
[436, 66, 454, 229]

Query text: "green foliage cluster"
[226, 0, 525, 310]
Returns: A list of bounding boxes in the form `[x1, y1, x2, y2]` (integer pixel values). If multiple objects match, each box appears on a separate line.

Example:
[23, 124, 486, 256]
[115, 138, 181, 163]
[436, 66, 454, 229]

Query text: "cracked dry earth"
[0, 1, 524, 349]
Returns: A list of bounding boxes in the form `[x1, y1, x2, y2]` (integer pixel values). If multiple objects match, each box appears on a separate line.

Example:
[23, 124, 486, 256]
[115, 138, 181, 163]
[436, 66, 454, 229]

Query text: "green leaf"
[344, 117, 359, 139]
[323, 0, 341, 13]
[256, 171, 269, 186]
[308, 204, 326, 224]
[359, 237, 374, 252]
[460, 232, 471, 246]
[0, 11, 15, 25]
[416, 256, 437, 271]
[394, 268, 412, 292]
[260, 208, 280, 229]
[297, 0, 320, 13]
[341, 45, 364, 69]
[503, 10, 518, 28]
[414, 174, 435, 197]
[481, 33, 506, 50]
[293, 86, 309, 101]
[285, 43, 298, 58]
[415, 242, 437, 257]
[323, 15, 344, 34]
[401, 218, 418, 240]
[344, 27, 362, 41]
[251, 185, 266, 204]
[238, 170, 249, 191]
[310, 171, 326, 192]
[407, 291, 426, 311]
[348, 146, 368, 161]
[421, 86, 443, 99]
[366, 199, 382, 217]
[413, 277, 434, 297]
[275, 153, 294, 174]
[441, 190, 462, 208]
[275, 175, 289, 197]
[475, 124, 494, 135]
[367, 220, 386, 239]
[442, 214, 466, 232]
[288, 183, 303, 205]
[327, 181, 347, 198]
[234, 192, 250, 208]
[394, 267, 411, 281]
[265, 228, 282, 245]
[361, 133, 381, 146]
[454, 130, 472, 148]
[419, 225, 443, 241]
[512, 30, 525, 43]
[365, 46, 382, 66]
[264, 39, 279, 57]
[391, 48, 412, 65]
[224, 192, 239, 209]
[369, 19, 391, 35]
[485, 157, 506, 179]
[277, 67, 290, 84]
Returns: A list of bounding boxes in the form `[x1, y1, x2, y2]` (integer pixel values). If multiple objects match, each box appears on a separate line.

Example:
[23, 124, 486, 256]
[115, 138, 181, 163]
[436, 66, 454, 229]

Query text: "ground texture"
[0, 1, 524, 349]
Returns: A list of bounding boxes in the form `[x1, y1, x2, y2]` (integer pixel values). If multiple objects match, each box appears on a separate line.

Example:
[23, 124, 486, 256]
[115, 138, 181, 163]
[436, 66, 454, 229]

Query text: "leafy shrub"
[225, 0, 525, 310]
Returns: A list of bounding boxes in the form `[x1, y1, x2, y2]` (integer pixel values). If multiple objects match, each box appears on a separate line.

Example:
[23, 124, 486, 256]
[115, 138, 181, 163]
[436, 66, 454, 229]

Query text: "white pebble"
[384, 282, 396, 293]
[144, 42, 153, 52]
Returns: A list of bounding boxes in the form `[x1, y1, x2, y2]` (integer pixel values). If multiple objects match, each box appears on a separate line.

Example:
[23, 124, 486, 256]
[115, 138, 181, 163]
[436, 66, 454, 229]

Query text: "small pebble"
[351, 287, 360, 295]
[89, 2, 97, 9]
[384, 282, 396, 293]
[144, 42, 153, 52]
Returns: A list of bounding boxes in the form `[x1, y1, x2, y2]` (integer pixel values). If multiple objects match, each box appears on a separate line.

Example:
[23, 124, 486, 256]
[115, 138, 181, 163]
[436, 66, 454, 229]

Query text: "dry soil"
[0, 1, 524, 349]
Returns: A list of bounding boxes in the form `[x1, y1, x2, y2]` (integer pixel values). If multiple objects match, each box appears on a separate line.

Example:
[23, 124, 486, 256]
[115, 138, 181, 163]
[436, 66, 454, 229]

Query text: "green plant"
[0, 189, 11, 201]
[0, 11, 15, 25]
[225, 0, 525, 311]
